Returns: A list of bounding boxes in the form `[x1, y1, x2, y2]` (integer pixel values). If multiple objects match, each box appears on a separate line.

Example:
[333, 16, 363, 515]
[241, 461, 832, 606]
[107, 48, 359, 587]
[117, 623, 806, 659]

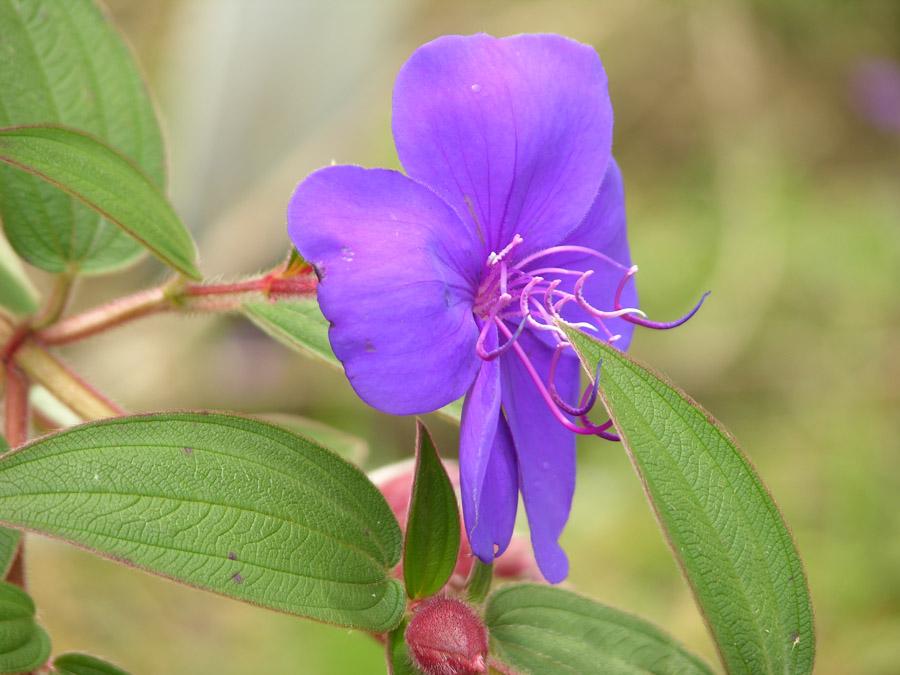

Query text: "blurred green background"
[16, 0, 900, 673]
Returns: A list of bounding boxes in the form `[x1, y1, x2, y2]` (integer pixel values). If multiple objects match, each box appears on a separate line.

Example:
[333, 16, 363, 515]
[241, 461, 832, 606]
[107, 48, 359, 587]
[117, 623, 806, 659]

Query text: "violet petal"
[393, 33, 613, 255]
[500, 330, 578, 583]
[539, 159, 639, 350]
[288, 165, 482, 414]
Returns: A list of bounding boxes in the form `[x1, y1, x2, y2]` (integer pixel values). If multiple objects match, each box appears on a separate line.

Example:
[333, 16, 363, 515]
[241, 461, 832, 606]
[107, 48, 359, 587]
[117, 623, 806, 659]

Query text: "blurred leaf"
[53, 652, 129, 675]
[243, 299, 463, 424]
[0, 0, 165, 275]
[0, 581, 51, 674]
[255, 413, 368, 466]
[0, 126, 200, 279]
[386, 619, 423, 675]
[0, 528, 19, 581]
[403, 421, 460, 599]
[0, 233, 38, 315]
[0, 437, 20, 580]
[466, 560, 492, 605]
[485, 584, 714, 675]
[243, 299, 335, 365]
[562, 324, 815, 675]
[0, 413, 405, 631]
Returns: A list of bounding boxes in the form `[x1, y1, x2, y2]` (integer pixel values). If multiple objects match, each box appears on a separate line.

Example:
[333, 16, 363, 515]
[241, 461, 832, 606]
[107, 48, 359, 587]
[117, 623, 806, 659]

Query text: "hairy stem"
[37, 270, 317, 346]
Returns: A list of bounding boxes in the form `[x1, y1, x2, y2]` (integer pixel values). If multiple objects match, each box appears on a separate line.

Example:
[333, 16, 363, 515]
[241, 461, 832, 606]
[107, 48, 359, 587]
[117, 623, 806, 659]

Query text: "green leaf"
[0, 581, 51, 674]
[561, 324, 815, 674]
[255, 413, 368, 466]
[0, 412, 405, 631]
[0, 528, 20, 582]
[466, 560, 492, 605]
[53, 652, 129, 675]
[403, 421, 460, 600]
[0, 437, 21, 579]
[485, 584, 714, 675]
[386, 619, 424, 675]
[243, 298, 337, 367]
[0, 126, 199, 279]
[243, 299, 463, 424]
[0, 0, 166, 275]
[0, 232, 38, 315]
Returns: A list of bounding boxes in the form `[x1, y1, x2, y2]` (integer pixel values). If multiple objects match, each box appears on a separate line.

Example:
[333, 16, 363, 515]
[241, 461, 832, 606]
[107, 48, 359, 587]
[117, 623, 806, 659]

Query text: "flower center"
[472, 234, 709, 441]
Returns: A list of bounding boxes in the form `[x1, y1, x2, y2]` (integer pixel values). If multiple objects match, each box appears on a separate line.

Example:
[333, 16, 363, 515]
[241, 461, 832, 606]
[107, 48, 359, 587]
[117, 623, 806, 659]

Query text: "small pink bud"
[405, 597, 489, 675]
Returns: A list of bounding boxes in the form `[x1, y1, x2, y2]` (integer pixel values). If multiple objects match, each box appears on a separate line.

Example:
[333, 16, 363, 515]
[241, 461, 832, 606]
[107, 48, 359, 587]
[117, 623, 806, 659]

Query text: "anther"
[573, 271, 646, 320]
[487, 234, 524, 266]
[613, 266, 710, 330]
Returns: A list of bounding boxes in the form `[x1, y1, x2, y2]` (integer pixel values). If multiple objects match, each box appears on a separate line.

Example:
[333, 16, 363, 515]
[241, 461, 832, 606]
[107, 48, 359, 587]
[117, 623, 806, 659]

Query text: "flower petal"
[288, 165, 483, 414]
[393, 33, 613, 255]
[500, 331, 578, 583]
[477, 415, 519, 559]
[459, 326, 518, 563]
[525, 159, 638, 350]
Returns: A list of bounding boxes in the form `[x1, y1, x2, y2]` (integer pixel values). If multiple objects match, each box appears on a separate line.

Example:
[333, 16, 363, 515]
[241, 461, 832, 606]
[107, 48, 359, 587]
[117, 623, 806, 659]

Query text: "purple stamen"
[573, 271, 645, 320]
[514, 245, 630, 273]
[476, 315, 529, 360]
[497, 321, 619, 438]
[549, 344, 600, 417]
[474, 235, 706, 442]
[613, 265, 710, 330]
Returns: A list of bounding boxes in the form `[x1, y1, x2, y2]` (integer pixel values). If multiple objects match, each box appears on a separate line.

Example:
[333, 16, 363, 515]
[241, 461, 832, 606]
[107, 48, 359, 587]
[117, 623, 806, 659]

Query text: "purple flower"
[850, 58, 900, 134]
[287, 34, 705, 583]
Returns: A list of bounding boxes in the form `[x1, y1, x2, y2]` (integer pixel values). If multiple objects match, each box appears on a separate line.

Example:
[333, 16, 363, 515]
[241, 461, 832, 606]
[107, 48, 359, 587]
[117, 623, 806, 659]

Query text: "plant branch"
[37, 269, 317, 346]
[31, 270, 75, 330]
[3, 363, 28, 447]
[12, 342, 124, 420]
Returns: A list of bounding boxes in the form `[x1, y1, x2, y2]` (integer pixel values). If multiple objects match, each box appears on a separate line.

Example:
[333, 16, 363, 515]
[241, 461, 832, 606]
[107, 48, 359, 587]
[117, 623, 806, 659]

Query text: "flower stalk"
[37, 269, 317, 346]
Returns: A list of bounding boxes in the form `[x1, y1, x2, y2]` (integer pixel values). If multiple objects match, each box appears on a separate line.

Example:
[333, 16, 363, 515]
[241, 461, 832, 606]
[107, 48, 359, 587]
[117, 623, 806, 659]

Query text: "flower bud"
[404, 597, 489, 675]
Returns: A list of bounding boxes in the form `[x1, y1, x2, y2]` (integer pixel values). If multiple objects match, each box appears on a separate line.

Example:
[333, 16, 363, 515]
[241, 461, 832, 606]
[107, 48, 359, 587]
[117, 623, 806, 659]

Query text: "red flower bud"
[405, 597, 489, 675]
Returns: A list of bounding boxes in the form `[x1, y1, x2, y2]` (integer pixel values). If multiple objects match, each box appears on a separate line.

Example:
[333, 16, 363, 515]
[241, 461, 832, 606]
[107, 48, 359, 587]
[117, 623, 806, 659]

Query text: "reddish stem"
[4, 363, 28, 448]
[37, 271, 317, 346]
[37, 287, 169, 346]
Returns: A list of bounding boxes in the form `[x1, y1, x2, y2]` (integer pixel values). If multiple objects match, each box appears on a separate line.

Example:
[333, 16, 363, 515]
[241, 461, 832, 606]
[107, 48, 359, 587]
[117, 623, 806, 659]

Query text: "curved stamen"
[573, 271, 646, 319]
[497, 322, 618, 437]
[519, 276, 557, 333]
[515, 267, 586, 280]
[585, 417, 619, 442]
[476, 315, 528, 360]
[614, 265, 710, 330]
[530, 294, 595, 333]
[514, 245, 630, 273]
[549, 344, 600, 416]
[575, 385, 619, 442]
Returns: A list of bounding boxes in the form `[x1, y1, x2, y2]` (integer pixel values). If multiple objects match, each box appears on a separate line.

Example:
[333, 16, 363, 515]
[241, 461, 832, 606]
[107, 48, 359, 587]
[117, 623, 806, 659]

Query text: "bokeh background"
[16, 0, 899, 673]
